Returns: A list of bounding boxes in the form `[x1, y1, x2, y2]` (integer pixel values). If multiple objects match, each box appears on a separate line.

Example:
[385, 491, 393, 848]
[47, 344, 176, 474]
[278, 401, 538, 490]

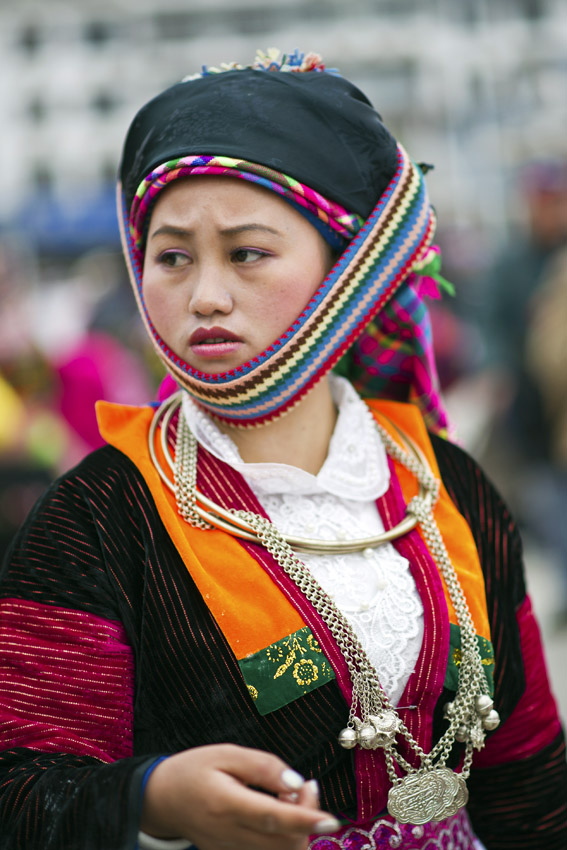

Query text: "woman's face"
[142, 176, 334, 372]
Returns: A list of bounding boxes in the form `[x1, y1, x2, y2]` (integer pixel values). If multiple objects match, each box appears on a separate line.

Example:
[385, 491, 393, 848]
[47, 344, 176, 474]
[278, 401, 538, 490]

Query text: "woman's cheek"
[144, 280, 175, 344]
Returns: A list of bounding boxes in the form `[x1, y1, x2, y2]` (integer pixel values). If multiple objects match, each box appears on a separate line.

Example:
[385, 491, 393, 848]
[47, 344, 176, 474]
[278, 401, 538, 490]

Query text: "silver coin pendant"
[387, 767, 469, 825]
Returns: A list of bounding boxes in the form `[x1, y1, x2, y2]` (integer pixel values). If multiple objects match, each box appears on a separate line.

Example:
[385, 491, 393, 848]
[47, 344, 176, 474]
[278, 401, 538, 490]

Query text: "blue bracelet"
[141, 756, 170, 798]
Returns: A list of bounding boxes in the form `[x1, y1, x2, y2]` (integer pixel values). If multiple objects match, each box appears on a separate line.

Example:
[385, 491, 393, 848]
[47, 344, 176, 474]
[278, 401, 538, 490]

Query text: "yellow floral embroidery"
[307, 633, 322, 653]
[272, 634, 308, 679]
[238, 626, 336, 715]
[293, 658, 319, 687]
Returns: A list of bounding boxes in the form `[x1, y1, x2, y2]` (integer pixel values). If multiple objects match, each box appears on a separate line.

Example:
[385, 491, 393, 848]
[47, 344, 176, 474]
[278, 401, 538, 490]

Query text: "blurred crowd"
[477, 162, 567, 567]
[436, 159, 567, 624]
[0, 245, 159, 556]
[1, 157, 566, 621]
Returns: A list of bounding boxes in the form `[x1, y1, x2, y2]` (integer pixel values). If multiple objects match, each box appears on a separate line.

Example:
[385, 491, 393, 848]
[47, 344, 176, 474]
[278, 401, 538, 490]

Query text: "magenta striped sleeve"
[472, 594, 561, 767]
[0, 597, 134, 762]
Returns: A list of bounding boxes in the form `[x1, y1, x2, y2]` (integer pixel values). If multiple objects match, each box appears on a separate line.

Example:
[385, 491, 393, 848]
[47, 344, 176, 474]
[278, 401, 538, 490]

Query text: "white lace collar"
[180, 375, 390, 501]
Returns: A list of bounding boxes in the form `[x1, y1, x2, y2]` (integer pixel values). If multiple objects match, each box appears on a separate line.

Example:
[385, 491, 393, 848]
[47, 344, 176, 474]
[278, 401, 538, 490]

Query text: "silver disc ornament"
[387, 767, 469, 825]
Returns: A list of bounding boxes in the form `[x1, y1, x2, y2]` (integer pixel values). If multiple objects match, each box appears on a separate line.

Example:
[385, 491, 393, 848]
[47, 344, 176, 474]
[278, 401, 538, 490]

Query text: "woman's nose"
[188, 264, 233, 317]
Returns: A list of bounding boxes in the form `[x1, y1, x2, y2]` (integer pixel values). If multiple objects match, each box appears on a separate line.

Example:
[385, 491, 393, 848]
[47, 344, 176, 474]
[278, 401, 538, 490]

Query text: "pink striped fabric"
[472, 594, 561, 766]
[0, 597, 134, 762]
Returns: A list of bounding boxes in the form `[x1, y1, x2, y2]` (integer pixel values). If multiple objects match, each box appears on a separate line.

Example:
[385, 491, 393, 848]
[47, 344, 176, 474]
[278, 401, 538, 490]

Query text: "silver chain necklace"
[149, 394, 500, 825]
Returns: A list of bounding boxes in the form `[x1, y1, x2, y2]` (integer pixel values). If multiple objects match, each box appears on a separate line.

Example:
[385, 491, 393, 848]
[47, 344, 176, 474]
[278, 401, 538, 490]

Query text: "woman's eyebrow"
[220, 223, 282, 237]
[149, 223, 283, 240]
[149, 225, 192, 240]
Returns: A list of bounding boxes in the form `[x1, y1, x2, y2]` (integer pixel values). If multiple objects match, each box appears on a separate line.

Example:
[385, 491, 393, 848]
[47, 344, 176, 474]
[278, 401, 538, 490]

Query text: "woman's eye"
[231, 248, 267, 264]
[156, 250, 190, 268]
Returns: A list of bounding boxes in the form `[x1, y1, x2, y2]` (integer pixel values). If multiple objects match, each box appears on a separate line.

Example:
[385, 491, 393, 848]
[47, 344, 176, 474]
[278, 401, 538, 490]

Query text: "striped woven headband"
[118, 144, 436, 425]
[129, 156, 364, 259]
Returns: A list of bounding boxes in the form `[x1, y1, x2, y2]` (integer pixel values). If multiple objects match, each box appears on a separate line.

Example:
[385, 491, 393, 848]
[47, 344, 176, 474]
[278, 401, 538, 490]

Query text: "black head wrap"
[120, 69, 398, 219]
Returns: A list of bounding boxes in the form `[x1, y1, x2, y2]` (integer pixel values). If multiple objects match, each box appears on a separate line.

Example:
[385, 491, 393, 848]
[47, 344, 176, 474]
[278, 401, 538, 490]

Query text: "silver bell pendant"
[474, 695, 500, 731]
[338, 726, 358, 750]
[358, 722, 379, 749]
[482, 709, 501, 731]
[475, 694, 494, 716]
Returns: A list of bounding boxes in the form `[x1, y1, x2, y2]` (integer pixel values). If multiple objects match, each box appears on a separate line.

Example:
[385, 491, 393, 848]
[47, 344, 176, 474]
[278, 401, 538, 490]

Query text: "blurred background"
[0, 0, 566, 718]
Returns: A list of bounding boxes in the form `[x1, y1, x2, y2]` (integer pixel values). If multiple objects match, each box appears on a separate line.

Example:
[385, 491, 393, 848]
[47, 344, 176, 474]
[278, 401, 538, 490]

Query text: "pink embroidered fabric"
[0, 597, 134, 762]
[308, 808, 484, 849]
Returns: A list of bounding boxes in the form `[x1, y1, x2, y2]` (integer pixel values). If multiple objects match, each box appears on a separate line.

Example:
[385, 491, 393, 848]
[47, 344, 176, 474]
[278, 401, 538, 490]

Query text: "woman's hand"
[141, 743, 341, 849]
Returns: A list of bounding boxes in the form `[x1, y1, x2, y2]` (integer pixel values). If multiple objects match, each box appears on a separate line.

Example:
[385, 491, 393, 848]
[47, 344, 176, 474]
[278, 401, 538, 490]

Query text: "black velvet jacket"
[0, 436, 565, 850]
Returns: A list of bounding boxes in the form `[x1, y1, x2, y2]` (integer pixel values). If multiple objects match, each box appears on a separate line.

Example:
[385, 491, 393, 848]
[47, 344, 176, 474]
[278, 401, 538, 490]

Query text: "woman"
[0, 49, 565, 850]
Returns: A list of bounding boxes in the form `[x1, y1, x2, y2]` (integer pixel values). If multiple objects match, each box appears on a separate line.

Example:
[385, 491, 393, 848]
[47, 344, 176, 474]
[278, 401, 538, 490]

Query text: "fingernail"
[312, 817, 341, 834]
[307, 778, 320, 797]
[281, 768, 304, 790]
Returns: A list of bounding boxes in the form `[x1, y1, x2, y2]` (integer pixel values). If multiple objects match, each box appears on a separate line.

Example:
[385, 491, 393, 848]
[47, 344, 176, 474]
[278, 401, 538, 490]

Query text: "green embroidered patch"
[444, 623, 495, 696]
[239, 626, 336, 715]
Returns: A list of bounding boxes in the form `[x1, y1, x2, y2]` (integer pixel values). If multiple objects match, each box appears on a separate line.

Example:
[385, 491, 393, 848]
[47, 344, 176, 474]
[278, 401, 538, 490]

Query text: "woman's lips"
[189, 326, 243, 359]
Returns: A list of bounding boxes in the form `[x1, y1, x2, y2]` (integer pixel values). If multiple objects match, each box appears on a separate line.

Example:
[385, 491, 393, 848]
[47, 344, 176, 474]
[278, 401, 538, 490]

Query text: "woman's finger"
[297, 778, 320, 809]
[222, 775, 338, 836]
[201, 743, 309, 797]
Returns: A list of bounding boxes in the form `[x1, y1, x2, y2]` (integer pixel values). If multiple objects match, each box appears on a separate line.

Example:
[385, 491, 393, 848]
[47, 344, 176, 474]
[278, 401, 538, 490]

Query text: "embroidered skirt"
[309, 808, 485, 849]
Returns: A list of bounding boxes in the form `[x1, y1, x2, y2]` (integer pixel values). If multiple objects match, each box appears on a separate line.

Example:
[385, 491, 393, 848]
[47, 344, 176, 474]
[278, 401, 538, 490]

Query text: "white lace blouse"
[139, 376, 425, 850]
[181, 375, 424, 707]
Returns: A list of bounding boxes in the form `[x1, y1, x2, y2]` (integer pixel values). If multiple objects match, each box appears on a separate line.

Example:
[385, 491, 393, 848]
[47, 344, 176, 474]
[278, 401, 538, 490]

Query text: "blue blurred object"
[10, 184, 120, 254]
